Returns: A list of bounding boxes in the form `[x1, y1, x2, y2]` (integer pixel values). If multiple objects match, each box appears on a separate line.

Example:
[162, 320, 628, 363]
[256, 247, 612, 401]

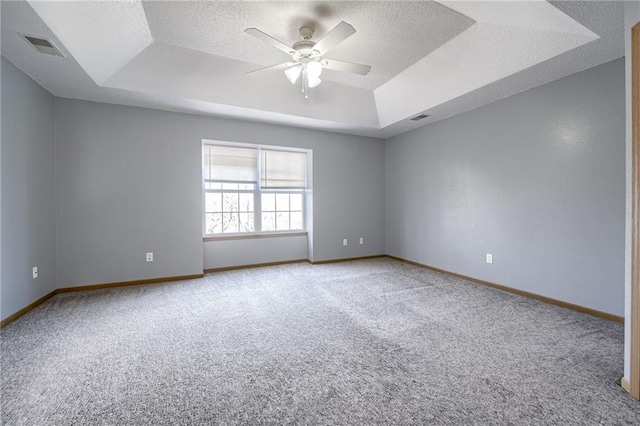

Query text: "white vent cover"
[20, 34, 64, 57]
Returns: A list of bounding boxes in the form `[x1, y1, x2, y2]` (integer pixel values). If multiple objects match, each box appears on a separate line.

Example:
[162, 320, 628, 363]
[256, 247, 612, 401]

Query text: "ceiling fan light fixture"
[308, 76, 322, 88]
[284, 66, 302, 84]
[307, 60, 323, 79]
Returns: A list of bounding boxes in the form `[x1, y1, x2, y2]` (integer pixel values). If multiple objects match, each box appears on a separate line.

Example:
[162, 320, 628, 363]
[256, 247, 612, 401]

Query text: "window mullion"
[256, 146, 262, 232]
[254, 184, 261, 232]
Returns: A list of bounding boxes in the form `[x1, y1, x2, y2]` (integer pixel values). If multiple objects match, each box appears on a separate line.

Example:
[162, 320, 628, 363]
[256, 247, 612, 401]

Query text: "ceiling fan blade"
[313, 21, 356, 55]
[246, 62, 298, 75]
[245, 28, 294, 55]
[322, 59, 371, 76]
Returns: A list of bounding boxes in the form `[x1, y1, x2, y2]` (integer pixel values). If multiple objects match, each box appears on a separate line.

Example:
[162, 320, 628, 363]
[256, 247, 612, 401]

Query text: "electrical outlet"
[146, 252, 154, 262]
[32, 266, 38, 279]
[359, 237, 364, 245]
[486, 253, 493, 264]
[343, 238, 348, 246]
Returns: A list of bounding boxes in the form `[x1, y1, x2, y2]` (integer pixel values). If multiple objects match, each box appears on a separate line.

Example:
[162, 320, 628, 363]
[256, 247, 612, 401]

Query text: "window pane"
[262, 212, 275, 231]
[290, 212, 303, 230]
[262, 193, 275, 212]
[205, 192, 222, 213]
[239, 213, 254, 232]
[222, 213, 238, 233]
[223, 193, 238, 212]
[276, 212, 290, 230]
[239, 193, 254, 212]
[205, 212, 213, 233]
[205, 182, 222, 190]
[222, 182, 238, 190]
[239, 183, 255, 190]
[276, 193, 289, 211]
[206, 212, 223, 234]
[290, 193, 303, 211]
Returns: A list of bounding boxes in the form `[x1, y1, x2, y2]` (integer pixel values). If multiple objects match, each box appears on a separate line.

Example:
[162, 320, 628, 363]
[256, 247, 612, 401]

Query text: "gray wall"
[385, 58, 626, 316]
[1, 57, 56, 320]
[204, 236, 308, 270]
[54, 99, 385, 287]
[624, 0, 640, 384]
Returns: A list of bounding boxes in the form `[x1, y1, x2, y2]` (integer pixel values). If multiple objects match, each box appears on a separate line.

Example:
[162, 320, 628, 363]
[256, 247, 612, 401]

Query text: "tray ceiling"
[0, 1, 624, 138]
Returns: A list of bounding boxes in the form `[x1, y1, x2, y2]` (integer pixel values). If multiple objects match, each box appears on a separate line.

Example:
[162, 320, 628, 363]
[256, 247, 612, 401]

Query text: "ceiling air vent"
[20, 34, 64, 57]
[410, 113, 430, 122]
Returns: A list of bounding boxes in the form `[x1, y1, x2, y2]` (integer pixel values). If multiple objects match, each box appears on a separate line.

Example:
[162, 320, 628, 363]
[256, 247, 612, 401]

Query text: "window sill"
[203, 231, 308, 242]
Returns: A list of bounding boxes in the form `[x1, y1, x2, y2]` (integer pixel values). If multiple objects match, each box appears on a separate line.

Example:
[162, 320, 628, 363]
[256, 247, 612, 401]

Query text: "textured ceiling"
[0, 1, 625, 138]
[142, 1, 475, 90]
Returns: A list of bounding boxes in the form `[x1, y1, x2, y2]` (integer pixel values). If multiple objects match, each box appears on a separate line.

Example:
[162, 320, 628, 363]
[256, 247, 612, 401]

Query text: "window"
[203, 142, 309, 236]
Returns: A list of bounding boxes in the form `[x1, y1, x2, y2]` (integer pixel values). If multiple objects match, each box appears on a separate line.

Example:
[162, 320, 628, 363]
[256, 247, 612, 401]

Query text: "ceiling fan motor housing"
[292, 40, 320, 63]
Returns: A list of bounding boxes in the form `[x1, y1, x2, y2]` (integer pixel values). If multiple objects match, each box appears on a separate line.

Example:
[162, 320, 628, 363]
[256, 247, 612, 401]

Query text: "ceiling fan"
[245, 21, 371, 99]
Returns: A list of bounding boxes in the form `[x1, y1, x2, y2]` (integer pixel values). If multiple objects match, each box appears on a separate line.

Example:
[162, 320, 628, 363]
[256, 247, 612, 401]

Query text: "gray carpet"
[1, 258, 639, 425]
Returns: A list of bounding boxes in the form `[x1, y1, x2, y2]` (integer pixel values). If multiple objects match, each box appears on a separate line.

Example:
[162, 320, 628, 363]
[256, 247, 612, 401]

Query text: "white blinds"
[204, 145, 257, 182]
[260, 149, 307, 189]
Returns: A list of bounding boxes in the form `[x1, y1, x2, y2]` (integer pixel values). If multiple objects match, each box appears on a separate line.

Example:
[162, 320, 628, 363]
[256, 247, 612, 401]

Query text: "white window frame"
[202, 140, 310, 237]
